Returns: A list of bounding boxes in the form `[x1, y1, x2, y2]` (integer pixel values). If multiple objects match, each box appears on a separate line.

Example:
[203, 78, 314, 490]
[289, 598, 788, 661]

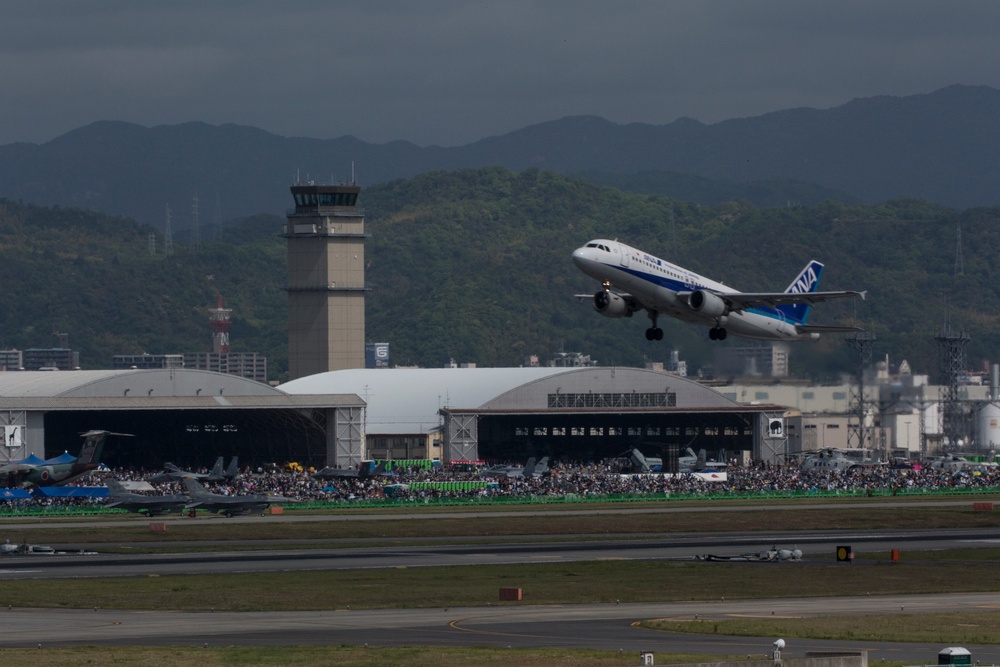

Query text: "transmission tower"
[164, 204, 174, 256]
[191, 194, 201, 247]
[148, 232, 157, 256]
[935, 326, 972, 450]
[844, 332, 876, 450]
[955, 223, 965, 276]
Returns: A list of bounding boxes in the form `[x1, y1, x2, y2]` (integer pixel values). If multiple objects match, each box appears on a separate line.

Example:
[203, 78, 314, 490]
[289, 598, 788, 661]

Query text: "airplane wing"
[574, 292, 649, 312]
[795, 323, 864, 333]
[680, 289, 866, 312]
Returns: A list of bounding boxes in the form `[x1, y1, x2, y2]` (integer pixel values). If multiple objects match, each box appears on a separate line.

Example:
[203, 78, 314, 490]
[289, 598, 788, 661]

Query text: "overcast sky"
[3, 1, 1000, 147]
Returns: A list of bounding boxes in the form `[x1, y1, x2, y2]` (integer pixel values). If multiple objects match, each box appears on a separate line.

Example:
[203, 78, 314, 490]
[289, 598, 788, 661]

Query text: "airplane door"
[618, 243, 630, 268]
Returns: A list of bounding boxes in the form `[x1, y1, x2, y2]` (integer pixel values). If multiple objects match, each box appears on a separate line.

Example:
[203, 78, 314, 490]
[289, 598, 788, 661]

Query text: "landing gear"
[645, 311, 663, 341]
[708, 326, 728, 341]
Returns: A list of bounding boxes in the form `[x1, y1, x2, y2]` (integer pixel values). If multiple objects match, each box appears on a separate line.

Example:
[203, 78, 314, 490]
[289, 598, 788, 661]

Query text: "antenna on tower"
[209, 294, 233, 354]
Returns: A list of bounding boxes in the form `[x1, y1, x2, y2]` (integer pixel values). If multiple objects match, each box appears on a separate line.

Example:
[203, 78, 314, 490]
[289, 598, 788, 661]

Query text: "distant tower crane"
[209, 294, 233, 354]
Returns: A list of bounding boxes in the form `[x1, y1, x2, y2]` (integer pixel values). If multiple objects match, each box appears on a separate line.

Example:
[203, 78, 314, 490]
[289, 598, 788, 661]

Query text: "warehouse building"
[281, 367, 790, 465]
[0, 369, 361, 470]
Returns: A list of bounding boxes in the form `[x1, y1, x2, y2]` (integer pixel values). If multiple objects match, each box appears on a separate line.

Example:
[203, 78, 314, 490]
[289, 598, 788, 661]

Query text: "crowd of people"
[3, 455, 999, 512]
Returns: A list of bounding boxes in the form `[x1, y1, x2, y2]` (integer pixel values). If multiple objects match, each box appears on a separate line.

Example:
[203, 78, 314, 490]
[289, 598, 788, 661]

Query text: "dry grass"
[641, 610, 1000, 645]
[2, 552, 1000, 611]
[0, 646, 720, 667]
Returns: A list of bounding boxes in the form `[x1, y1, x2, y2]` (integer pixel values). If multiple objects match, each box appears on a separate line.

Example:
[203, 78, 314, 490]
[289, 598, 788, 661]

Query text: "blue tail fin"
[776, 260, 824, 324]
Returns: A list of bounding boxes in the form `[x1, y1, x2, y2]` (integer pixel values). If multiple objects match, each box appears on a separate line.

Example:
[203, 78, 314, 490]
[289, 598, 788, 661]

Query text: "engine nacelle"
[593, 290, 633, 318]
[687, 290, 727, 318]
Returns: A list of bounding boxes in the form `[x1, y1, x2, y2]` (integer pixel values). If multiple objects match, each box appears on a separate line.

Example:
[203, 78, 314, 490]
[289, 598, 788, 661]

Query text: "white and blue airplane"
[571, 239, 865, 341]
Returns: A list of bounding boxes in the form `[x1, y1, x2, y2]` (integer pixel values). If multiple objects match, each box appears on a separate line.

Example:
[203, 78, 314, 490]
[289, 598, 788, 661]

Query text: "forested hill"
[2, 167, 999, 381]
[1, 85, 999, 231]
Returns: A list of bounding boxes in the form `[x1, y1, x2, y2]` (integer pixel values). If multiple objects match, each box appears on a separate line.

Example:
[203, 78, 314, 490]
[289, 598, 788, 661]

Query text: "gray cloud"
[2, 0, 999, 146]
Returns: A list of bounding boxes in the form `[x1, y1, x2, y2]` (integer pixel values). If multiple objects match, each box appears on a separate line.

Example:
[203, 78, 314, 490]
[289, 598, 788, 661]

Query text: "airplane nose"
[571, 246, 589, 267]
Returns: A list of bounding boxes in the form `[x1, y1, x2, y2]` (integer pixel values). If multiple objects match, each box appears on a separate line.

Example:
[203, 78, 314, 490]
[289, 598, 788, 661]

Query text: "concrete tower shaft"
[285, 183, 366, 380]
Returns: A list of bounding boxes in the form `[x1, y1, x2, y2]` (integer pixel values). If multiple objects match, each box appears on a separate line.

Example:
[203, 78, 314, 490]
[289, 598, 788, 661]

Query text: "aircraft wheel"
[224, 510, 233, 518]
[645, 328, 655, 341]
[709, 327, 718, 340]
[718, 328, 728, 340]
[654, 328, 663, 341]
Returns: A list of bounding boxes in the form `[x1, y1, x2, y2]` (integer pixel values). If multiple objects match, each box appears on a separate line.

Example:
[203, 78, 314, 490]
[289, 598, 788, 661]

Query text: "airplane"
[103, 479, 189, 516]
[571, 239, 865, 341]
[146, 456, 239, 484]
[0, 430, 129, 488]
[312, 460, 388, 480]
[181, 478, 296, 517]
[678, 447, 728, 472]
[799, 447, 882, 471]
[482, 456, 549, 478]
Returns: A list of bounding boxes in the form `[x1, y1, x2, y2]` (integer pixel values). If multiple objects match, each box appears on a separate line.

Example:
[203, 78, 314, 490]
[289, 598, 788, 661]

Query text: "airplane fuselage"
[572, 239, 821, 341]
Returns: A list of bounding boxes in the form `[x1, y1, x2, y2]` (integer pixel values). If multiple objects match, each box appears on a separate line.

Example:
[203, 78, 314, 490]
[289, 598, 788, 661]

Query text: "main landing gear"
[645, 311, 663, 341]
[708, 326, 728, 340]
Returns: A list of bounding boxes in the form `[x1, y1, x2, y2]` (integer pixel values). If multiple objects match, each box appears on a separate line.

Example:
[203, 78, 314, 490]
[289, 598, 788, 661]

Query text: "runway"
[1, 526, 998, 579]
[3, 593, 1000, 661]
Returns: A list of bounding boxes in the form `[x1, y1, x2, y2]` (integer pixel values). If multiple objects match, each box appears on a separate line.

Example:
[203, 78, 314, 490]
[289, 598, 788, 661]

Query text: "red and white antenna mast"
[209, 294, 232, 353]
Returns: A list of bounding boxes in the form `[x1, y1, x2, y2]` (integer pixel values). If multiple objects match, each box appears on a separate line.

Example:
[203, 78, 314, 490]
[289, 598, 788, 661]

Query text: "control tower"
[285, 182, 366, 380]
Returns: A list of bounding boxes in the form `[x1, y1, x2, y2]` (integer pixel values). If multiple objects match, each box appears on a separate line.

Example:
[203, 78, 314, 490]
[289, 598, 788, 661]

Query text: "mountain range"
[1, 85, 998, 233]
[2, 167, 999, 383]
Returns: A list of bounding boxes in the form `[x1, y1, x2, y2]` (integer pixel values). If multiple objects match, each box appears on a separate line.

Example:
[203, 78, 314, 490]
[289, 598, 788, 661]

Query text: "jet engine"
[687, 290, 727, 318]
[593, 290, 633, 318]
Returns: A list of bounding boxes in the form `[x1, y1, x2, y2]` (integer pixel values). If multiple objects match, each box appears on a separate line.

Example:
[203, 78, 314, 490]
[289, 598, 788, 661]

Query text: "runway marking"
[448, 618, 550, 638]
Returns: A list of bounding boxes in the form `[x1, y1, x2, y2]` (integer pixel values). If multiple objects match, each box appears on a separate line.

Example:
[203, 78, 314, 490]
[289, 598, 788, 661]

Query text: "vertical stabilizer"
[76, 430, 109, 465]
[776, 260, 824, 324]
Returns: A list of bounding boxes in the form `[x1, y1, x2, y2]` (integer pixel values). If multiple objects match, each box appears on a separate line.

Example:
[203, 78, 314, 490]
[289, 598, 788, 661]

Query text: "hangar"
[281, 367, 790, 466]
[0, 369, 362, 470]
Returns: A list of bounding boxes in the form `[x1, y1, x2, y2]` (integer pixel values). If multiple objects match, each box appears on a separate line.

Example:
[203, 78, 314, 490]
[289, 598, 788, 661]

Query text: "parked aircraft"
[313, 460, 387, 480]
[572, 239, 865, 341]
[799, 447, 882, 471]
[146, 456, 238, 484]
[103, 479, 189, 516]
[0, 430, 128, 488]
[678, 448, 728, 472]
[482, 457, 549, 478]
[927, 454, 998, 473]
[181, 478, 295, 517]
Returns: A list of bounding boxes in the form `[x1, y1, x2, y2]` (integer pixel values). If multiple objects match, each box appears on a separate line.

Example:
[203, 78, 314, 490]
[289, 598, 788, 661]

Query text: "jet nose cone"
[571, 246, 590, 267]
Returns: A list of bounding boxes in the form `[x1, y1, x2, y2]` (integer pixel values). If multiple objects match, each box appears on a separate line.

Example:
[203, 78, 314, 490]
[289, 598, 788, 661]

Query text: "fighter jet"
[0, 430, 128, 488]
[103, 479, 189, 516]
[482, 457, 549, 478]
[181, 478, 296, 517]
[146, 456, 239, 484]
[312, 460, 388, 480]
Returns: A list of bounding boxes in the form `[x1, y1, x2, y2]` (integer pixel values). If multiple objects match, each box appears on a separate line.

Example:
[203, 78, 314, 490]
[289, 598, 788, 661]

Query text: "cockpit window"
[586, 243, 611, 252]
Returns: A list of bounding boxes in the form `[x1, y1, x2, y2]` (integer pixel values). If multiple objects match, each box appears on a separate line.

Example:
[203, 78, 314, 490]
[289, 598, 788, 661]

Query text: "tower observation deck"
[285, 183, 366, 380]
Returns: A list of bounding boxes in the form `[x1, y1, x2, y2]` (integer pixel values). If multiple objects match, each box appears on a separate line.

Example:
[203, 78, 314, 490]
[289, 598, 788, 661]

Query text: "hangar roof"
[0, 369, 360, 410]
[280, 367, 742, 435]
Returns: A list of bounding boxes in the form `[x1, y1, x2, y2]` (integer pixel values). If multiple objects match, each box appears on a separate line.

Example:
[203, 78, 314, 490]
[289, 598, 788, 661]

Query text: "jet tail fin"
[224, 456, 239, 479]
[182, 478, 211, 498]
[105, 478, 127, 496]
[776, 260, 824, 324]
[209, 457, 224, 478]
